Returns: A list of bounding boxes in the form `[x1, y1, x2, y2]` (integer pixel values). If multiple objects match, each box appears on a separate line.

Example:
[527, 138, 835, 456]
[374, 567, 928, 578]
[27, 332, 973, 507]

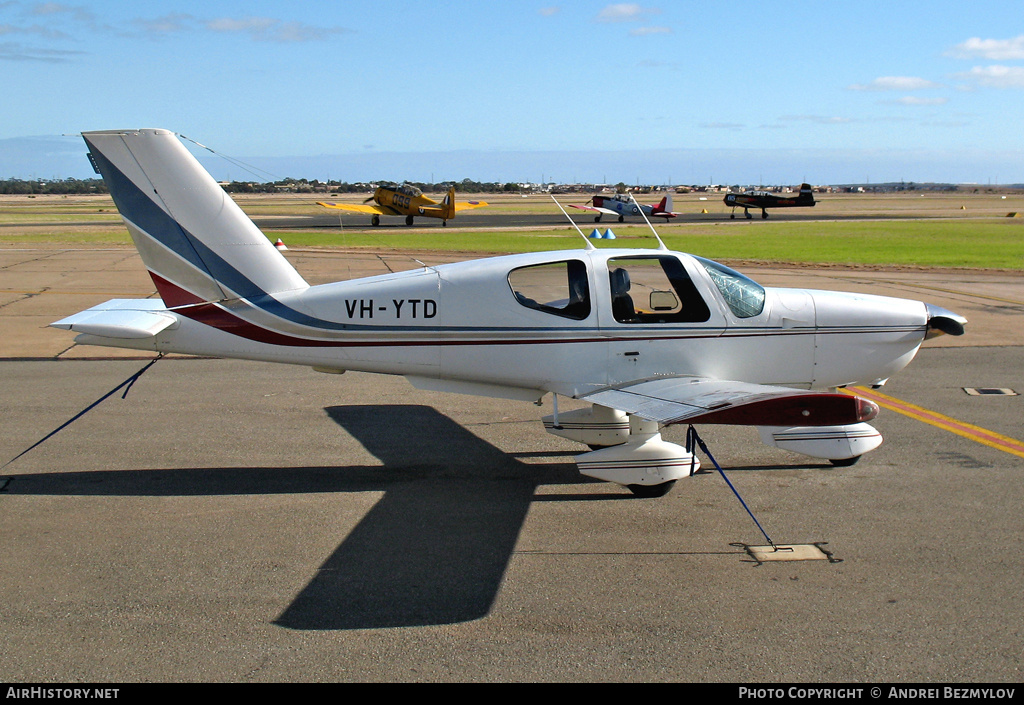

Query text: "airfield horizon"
[2, 190, 1023, 271]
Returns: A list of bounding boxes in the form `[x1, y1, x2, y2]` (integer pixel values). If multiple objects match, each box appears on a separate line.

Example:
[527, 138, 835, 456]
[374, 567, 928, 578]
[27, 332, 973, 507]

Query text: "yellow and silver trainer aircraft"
[318, 182, 487, 226]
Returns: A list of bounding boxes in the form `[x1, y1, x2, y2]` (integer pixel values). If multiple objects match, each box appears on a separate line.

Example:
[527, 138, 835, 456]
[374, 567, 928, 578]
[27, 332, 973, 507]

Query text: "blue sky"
[4, 1, 1024, 184]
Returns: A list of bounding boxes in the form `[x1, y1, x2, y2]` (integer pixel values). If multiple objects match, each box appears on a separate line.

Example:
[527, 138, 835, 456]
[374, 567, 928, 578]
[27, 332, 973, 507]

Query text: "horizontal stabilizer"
[51, 299, 176, 339]
[453, 199, 488, 212]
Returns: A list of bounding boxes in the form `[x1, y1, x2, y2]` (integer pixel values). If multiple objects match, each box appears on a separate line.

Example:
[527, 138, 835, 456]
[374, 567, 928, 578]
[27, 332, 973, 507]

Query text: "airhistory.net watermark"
[6, 689, 119, 700]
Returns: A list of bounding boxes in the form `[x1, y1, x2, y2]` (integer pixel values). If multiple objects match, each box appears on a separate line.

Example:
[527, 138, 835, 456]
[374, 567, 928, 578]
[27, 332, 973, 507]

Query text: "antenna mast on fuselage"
[551, 196, 596, 251]
[629, 192, 668, 251]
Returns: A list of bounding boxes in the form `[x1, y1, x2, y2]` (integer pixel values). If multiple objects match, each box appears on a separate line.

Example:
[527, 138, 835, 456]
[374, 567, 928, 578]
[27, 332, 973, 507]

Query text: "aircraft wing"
[569, 204, 618, 216]
[453, 199, 488, 212]
[317, 201, 389, 215]
[580, 376, 878, 427]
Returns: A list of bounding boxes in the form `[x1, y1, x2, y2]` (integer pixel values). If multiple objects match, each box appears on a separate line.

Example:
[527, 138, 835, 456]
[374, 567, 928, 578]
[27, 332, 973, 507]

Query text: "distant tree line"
[0, 178, 108, 194]
[222, 176, 523, 194]
[5, 176, 1021, 196]
[2, 176, 522, 196]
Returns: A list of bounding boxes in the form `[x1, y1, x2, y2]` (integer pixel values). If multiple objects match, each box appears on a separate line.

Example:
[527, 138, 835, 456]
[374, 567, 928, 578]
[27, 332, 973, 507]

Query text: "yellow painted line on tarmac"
[845, 386, 1024, 459]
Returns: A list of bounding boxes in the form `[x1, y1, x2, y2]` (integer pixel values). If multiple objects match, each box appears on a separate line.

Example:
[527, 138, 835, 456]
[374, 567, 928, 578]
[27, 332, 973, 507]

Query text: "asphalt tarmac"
[1, 247, 1022, 682]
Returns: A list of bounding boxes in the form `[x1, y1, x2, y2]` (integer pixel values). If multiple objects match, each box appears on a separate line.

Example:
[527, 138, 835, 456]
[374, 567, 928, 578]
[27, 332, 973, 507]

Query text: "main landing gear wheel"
[405, 215, 414, 226]
[595, 215, 602, 222]
[371, 215, 380, 226]
[762, 211, 769, 219]
[617, 215, 624, 222]
[627, 481, 676, 498]
[830, 456, 861, 467]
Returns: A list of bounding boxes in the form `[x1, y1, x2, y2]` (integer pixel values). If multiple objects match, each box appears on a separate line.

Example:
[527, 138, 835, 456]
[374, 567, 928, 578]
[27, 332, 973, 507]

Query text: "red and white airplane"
[570, 192, 679, 223]
[53, 130, 965, 497]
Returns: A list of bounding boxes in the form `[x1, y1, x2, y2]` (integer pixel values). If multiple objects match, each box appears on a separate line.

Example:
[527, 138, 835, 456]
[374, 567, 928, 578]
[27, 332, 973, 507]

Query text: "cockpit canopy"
[381, 182, 423, 198]
[504, 251, 767, 323]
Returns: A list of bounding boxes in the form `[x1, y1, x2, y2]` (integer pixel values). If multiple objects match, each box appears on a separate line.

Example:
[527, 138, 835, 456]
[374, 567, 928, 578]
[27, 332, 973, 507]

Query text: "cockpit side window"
[508, 260, 591, 320]
[607, 256, 711, 324]
[694, 256, 766, 318]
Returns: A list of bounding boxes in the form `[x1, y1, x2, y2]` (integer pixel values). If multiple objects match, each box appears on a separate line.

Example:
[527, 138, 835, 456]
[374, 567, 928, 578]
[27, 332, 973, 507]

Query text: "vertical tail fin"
[442, 186, 456, 220]
[83, 129, 308, 307]
[799, 183, 815, 204]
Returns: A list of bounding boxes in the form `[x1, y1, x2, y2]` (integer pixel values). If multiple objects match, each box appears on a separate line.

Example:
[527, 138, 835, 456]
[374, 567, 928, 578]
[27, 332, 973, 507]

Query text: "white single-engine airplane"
[570, 192, 679, 223]
[54, 129, 966, 497]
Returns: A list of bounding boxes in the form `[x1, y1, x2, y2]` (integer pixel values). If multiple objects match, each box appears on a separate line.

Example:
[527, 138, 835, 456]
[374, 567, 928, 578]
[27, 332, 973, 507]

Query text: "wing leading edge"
[316, 201, 389, 215]
[581, 376, 878, 427]
[568, 204, 616, 216]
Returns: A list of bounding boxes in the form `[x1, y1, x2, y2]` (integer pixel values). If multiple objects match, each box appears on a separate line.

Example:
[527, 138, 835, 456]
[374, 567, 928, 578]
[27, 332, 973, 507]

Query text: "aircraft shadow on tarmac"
[3, 405, 601, 630]
[277, 404, 587, 630]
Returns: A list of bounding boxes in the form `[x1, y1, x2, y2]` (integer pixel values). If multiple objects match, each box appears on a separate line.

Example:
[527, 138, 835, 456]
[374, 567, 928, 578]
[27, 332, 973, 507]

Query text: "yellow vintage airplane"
[318, 182, 488, 226]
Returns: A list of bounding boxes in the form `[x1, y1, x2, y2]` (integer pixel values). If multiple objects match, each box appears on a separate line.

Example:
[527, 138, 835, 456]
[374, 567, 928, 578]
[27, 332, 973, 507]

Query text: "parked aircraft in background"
[318, 182, 487, 226]
[570, 192, 679, 222]
[55, 130, 965, 498]
[724, 183, 816, 219]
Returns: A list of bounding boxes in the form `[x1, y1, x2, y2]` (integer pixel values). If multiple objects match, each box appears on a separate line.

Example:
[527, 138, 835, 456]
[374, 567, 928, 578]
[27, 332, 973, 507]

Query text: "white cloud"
[0, 39, 84, 61]
[890, 96, 949, 106]
[953, 65, 1024, 88]
[596, 4, 660, 23]
[630, 26, 670, 36]
[205, 16, 351, 42]
[538, 7, 560, 17]
[0, 21, 70, 39]
[848, 76, 942, 91]
[947, 35, 1024, 61]
[133, 13, 194, 35]
[29, 2, 95, 24]
[207, 17, 277, 34]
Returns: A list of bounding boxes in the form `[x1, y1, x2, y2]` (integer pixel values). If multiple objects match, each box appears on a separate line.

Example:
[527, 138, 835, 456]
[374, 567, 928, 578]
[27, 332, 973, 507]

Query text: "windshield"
[693, 256, 765, 318]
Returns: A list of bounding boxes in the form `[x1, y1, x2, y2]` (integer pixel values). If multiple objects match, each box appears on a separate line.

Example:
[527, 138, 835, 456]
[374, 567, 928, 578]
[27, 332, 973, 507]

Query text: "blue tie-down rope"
[2, 355, 163, 471]
[687, 424, 783, 551]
